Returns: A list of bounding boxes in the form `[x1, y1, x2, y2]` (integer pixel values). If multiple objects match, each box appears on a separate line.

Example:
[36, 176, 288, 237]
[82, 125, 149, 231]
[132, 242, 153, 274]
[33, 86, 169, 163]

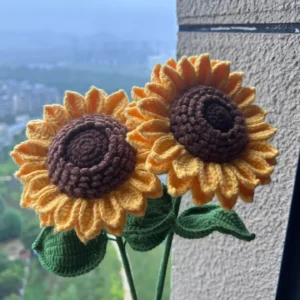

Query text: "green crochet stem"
[115, 236, 138, 300]
[155, 196, 182, 300]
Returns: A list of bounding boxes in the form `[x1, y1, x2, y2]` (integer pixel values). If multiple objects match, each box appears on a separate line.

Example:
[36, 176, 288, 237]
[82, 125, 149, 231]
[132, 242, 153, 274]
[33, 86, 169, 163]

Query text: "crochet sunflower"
[126, 54, 278, 210]
[11, 87, 162, 243]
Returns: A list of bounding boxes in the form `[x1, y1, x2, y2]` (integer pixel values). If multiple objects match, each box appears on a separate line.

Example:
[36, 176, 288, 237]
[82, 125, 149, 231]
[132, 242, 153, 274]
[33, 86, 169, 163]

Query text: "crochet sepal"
[174, 204, 255, 241]
[32, 227, 108, 277]
[123, 186, 175, 252]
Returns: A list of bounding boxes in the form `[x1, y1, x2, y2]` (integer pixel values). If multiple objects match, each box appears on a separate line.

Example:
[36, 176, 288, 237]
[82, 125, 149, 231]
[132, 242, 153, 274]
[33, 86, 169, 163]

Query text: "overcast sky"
[0, 0, 177, 40]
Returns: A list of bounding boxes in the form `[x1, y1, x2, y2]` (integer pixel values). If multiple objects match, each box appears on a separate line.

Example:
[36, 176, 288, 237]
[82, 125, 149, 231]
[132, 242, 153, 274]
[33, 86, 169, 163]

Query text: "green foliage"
[0, 251, 10, 272]
[174, 204, 255, 241]
[0, 208, 22, 242]
[0, 160, 18, 176]
[0, 197, 6, 215]
[4, 294, 22, 300]
[0, 252, 25, 299]
[124, 186, 175, 252]
[25, 242, 124, 300]
[33, 227, 108, 277]
[20, 217, 40, 250]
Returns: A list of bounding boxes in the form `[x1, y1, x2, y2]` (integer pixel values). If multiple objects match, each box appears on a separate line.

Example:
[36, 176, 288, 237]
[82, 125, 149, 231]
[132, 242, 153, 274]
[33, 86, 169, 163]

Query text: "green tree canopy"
[0, 208, 22, 242]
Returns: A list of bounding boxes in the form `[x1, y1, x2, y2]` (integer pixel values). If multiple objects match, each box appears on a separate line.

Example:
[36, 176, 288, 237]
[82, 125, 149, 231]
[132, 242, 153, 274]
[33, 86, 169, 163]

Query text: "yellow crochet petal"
[247, 122, 277, 141]
[167, 167, 192, 197]
[222, 72, 243, 96]
[243, 105, 267, 125]
[160, 65, 185, 95]
[84, 205, 103, 241]
[116, 185, 146, 216]
[137, 119, 170, 141]
[26, 120, 57, 143]
[232, 86, 256, 109]
[43, 104, 70, 128]
[85, 86, 106, 114]
[256, 175, 271, 185]
[127, 130, 152, 149]
[143, 182, 163, 198]
[188, 56, 198, 66]
[266, 157, 278, 166]
[132, 86, 147, 101]
[194, 54, 212, 85]
[74, 223, 88, 244]
[211, 60, 221, 67]
[78, 200, 102, 241]
[24, 179, 57, 211]
[98, 196, 126, 231]
[135, 149, 150, 165]
[239, 184, 255, 203]
[216, 189, 238, 211]
[242, 151, 274, 177]
[145, 82, 173, 103]
[11, 140, 47, 166]
[149, 135, 183, 163]
[128, 169, 162, 195]
[191, 177, 214, 206]
[145, 156, 172, 175]
[104, 90, 128, 119]
[20, 185, 34, 208]
[177, 56, 197, 88]
[137, 97, 169, 121]
[15, 162, 45, 184]
[218, 165, 238, 199]
[230, 160, 260, 188]
[166, 58, 177, 69]
[125, 102, 147, 130]
[24, 171, 50, 197]
[39, 213, 54, 227]
[54, 197, 81, 232]
[64, 91, 86, 118]
[248, 141, 279, 159]
[198, 162, 220, 196]
[151, 64, 162, 84]
[210, 61, 230, 89]
[172, 152, 200, 179]
[34, 186, 61, 214]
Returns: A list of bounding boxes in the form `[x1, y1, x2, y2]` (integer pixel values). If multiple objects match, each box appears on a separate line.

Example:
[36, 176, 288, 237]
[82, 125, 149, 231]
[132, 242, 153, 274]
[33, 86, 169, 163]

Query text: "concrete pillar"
[173, 2, 300, 299]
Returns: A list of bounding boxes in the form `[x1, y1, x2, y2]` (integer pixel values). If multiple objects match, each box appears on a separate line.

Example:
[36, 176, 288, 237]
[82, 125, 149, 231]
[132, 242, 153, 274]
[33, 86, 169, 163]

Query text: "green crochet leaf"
[32, 227, 108, 277]
[123, 186, 175, 252]
[174, 204, 255, 241]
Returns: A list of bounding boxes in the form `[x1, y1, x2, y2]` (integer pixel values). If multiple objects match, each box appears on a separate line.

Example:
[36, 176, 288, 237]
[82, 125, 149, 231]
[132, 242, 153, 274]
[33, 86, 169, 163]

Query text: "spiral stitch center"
[169, 85, 249, 163]
[46, 114, 137, 199]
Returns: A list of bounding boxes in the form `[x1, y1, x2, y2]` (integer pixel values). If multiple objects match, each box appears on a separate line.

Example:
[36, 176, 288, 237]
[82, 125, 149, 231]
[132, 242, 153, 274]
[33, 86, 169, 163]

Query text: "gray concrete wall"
[177, 0, 300, 24]
[173, 3, 300, 300]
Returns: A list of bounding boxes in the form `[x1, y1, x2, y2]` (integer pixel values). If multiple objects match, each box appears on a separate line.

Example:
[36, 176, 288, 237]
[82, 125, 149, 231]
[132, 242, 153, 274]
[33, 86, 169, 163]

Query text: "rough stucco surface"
[172, 32, 300, 300]
[177, 0, 300, 24]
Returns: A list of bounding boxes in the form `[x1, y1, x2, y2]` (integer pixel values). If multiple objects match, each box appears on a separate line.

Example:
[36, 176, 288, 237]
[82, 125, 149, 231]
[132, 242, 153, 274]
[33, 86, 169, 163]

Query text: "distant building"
[0, 79, 60, 118]
[0, 123, 13, 150]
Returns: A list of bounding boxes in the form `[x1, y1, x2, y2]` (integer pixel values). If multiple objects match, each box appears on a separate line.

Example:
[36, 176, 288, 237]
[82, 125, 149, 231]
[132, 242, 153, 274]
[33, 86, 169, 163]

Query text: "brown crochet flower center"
[169, 85, 249, 163]
[46, 114, 137, 199]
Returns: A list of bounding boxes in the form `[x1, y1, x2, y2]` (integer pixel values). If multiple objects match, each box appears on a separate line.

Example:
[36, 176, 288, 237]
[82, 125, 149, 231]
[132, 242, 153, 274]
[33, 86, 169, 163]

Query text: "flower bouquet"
[11, 55, 278, 299]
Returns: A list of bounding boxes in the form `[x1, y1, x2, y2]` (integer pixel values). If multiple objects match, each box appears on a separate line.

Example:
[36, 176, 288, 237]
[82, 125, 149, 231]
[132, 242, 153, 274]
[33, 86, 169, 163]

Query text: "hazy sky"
[0, 0, 177, 40]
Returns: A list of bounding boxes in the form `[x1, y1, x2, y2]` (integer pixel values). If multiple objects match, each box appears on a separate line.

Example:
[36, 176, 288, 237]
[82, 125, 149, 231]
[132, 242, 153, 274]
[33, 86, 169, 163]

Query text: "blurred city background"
[0, 1, 176, 299]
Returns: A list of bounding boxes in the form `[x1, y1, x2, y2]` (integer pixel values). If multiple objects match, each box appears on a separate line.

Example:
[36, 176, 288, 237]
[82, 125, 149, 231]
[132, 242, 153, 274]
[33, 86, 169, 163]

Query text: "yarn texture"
[126, 54, 278, 210]
[47, 114, 136, 199]
[169, 85, 249, 163]
[11, 54, 267, 291]
[32, 227, 108, 277]
[11, 87, 163, 243]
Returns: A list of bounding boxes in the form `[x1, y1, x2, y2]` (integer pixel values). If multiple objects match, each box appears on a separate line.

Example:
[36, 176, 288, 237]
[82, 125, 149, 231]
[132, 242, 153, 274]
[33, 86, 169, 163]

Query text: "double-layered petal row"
[126, 55, 278, 210]
[11, 87, 162, 243]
